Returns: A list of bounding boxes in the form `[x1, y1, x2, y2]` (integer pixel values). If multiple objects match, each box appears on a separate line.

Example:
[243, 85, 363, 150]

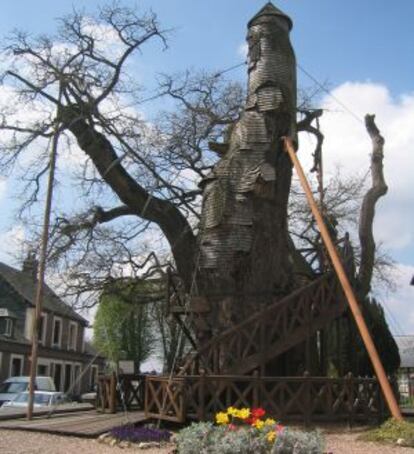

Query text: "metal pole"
[283, 136, 402, 421]
[27, 85, 63, 420]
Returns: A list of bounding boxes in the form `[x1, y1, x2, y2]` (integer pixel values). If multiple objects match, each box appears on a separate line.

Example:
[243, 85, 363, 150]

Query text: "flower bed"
[176, 406, 325, 453]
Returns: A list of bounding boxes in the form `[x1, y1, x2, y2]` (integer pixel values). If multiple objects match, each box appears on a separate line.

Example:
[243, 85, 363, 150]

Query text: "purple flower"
[110, 425, 171, 443]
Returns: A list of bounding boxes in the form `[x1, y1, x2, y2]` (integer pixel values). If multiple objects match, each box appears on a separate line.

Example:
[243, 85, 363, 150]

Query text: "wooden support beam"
[283, 136, 402, 421]
[27, 84, 63, 420]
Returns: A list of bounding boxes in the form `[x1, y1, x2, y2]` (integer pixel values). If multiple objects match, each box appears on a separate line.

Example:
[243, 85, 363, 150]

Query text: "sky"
[0, 1, 413, 338]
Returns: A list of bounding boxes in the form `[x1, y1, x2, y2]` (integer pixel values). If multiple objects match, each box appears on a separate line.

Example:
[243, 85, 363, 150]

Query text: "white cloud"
[299, 82, 414, 251]
[0, 225, 25, 265]
[298, 81, 414, 333]
[377, 263, 414, 334]
[0, 178, 6, 201]
[238, 42, 248, 59]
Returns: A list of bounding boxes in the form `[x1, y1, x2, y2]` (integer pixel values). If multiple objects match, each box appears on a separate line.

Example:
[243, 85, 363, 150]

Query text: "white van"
[0, 376, 56, 406]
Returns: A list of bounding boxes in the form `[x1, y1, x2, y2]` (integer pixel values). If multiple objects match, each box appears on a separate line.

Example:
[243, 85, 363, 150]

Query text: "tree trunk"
[193, 9, 299, 354]
[357, 115, 388, 298]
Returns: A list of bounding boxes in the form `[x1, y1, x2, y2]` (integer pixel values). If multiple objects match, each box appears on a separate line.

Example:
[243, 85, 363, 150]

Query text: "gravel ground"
[1, 427, 414, 453]
[0, 430, 173, 454]
[324, 428, 414, 453]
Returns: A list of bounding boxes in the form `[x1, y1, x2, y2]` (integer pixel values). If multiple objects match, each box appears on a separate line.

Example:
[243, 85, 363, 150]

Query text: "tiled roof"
[248, 2, 293, 29]
[395, 336, 414, 369]
[0, 262, 88, 325]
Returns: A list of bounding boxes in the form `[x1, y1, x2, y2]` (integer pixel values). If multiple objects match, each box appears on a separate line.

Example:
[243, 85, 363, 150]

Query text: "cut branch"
[357, 114, 388, 297]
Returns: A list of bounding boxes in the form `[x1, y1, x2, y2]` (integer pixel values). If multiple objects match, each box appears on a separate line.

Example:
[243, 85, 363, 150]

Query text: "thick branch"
[62, 108, 196, 288]
[357, 114, 388, 297]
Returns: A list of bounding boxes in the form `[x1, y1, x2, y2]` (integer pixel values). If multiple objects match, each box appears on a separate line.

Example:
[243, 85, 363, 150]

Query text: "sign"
[118, 360, 135, 374]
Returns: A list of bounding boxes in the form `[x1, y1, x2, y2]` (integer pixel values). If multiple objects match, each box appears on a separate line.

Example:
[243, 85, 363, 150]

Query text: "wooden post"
[253, 370, 260, 408]
[109, 373, 117, 413]
[144, 376, 150, 419]
[283, 136, 403, 421]
[346, 372, 355, 427]
[27, 84, 63, 420]
[303, 371, 311, 426]
[198, 370, 206, 421]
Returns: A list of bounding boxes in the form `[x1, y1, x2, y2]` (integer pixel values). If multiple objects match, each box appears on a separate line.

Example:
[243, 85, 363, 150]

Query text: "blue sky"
[0, 1, 413, 334]
[1, 0, 413, 94]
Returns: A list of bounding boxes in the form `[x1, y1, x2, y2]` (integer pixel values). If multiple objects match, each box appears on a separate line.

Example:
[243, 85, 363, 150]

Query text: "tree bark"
[357, 114, 388, 298]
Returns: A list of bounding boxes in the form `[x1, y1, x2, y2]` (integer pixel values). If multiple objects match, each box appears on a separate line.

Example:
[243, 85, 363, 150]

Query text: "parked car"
[0, 391, 67, 411]
[0, 376, 56, 407]
[80, 384, 97, 406]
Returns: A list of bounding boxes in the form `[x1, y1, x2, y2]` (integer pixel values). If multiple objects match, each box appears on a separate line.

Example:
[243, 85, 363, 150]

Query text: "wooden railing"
[97, 373, 146, 413]
[182, 274, 346, 375]
[97, 374, 117, 413]
[145, 376, 186, 422]
[145, 374, 386, 425]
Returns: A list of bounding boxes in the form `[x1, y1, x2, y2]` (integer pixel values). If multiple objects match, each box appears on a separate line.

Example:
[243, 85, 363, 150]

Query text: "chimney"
[22, 252, 38, 281]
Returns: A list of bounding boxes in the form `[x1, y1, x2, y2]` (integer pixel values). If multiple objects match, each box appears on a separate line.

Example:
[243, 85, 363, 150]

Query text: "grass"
[359, 419, 414, 447]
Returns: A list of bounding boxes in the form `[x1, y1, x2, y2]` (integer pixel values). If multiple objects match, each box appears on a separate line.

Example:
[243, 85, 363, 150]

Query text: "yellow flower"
[253, 419, 265, 430]
[236, 408, 250, 420]
[227, 407, 238, 416]
[264, 418, 276, 426]
[215, 412, 229, 425]
[267, 431, 277, 443]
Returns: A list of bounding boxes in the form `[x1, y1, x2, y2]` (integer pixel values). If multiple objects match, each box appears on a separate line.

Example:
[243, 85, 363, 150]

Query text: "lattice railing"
[97, 374, 146, 413]
[145, 374, 385, 424]
[183, 273, 346, 375]
[145, 376, 186, 423]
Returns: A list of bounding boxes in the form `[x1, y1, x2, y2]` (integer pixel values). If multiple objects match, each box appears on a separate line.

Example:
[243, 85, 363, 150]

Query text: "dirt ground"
[0, 427, 413, 453]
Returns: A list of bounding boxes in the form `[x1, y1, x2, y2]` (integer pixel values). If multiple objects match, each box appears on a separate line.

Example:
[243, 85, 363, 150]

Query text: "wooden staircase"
[181, 273, 347, 375]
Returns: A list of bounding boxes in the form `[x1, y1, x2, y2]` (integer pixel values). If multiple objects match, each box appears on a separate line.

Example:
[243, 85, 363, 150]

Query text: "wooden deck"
[0, 410, 147, 437]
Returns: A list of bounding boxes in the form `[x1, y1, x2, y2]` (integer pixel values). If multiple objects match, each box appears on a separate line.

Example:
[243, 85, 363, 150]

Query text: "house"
[0, 254, 105, 396]
[395, 335, 414, 404]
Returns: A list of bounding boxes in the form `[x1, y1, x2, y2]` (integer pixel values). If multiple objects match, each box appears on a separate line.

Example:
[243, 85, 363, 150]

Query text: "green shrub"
[271, 428, 325, 454]
[359, 418, 414, 446]
[176, 422, 325, 454]
[176, 422, 272, 454]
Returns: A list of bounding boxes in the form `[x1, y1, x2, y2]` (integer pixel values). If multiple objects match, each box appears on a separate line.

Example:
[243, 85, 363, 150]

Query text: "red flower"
[251, 407, 266, 419]
[275, 424, 284, 434]
[245, 417, 257, 426]
[228, 424, 238, 431]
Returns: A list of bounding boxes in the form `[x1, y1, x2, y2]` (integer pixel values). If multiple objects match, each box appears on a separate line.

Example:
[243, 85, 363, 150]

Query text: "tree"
[150, 296, 188, 373]
[93, 279, 155, 371]
[325, 297, 400, 377]
[0, 3, 395, 374]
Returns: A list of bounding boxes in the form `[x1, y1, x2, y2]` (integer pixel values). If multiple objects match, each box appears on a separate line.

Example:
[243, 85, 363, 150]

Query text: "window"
[4, 319, 12, 336]
[68, 322, 77, 351]
[0, 382, 27, 393]
[52, 362, 63, 391]
[52, 317, 62, 347]
[90, 365, 99, 391]
[9, 354, 24, 377]
[37, 313, 47, 345]
[0, 318, 13, 336]
[64, 364, 72, 392]
[74, 364, 81, 394]
[37, 364, 48, 376]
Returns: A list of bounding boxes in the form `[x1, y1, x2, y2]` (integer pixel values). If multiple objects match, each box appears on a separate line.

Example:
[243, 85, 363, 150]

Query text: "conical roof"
[248, 2, 293, 30]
